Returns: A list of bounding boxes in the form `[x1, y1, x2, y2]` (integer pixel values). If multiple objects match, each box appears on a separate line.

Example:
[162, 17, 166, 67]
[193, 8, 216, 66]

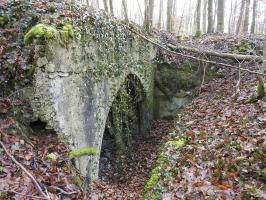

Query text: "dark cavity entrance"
[99, 74, 146, 182]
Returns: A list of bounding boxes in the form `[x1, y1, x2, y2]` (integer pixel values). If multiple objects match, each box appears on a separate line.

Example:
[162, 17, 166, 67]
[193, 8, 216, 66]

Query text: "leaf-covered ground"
[0, 128, 86, 200]
[143, 64, 266, 199]
[90, 121, 173, 199]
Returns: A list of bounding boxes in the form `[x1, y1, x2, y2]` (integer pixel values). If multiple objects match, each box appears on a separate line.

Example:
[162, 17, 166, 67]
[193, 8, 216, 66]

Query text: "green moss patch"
[72, 176, 83, 188]
[142, 140, 185, 199]
[69, 148, 97, 159]
[24, 24, 59, 45]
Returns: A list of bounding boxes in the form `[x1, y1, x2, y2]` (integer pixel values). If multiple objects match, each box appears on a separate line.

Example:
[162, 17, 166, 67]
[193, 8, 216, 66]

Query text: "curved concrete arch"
[30, 21, 156, 180]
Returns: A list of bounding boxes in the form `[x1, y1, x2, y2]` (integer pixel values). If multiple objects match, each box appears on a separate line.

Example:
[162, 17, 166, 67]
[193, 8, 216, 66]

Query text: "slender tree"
[122, 0, 128, 21]
[228, 0, 233, 33]
[177, 2, 186, 34]
[158, 0, 163, 29]
[202, 0, 208, 33]
[196, 0, 202, 34]
[243, 0, 251, 33]
[250, 0, 257, 34]
[88, 0, 99, 11]
[207, 0, 213, 33]
[212, 0, 218, 32]
[167, 0, 174, 32]
[228, 0, 237, 34]
[102, 0, 108, 12]
[263, 36, 266, 76]
[236, 0, 246, 34]
[216, 0, 224, 32]
[172, 0, 177, 31]
[144, 0, 155, 31]
[109, 0, 114, 16]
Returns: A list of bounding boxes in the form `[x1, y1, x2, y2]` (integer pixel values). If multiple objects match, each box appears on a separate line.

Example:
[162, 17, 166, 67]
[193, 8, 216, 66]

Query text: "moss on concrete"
[69, 148, 97, 159]
[72, 176, 83, 188]
[24, 24, 59, 45]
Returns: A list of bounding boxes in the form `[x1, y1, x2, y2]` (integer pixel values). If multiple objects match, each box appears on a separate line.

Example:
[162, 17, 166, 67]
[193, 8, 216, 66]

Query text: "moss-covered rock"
[24, 24, 59, 45]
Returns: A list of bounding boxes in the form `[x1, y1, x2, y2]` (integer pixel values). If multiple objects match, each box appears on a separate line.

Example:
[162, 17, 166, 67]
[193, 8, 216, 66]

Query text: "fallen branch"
[0, 190, 44, 199]
[48, 186, 78, 195]
[167, 43, 263, 63]
[130, 28, 265, 76]
[0, 140, 51, 200]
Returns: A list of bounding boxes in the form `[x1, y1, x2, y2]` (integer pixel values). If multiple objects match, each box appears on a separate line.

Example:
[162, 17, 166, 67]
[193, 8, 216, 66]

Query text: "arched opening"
[99, 74, 146, 181]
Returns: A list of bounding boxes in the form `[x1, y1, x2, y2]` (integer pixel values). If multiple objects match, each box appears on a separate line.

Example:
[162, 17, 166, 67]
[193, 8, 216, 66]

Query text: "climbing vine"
[106, 74, 145, 173]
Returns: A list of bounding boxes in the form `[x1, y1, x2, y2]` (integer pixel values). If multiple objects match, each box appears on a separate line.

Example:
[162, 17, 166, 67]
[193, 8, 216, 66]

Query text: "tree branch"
[129, 28, 265, 76]
[0, 190, 45, 199]
[167, 43, 263, 63]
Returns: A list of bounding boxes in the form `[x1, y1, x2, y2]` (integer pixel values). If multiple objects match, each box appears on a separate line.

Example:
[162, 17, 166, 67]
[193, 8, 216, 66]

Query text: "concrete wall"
[30, 17, 156, 180]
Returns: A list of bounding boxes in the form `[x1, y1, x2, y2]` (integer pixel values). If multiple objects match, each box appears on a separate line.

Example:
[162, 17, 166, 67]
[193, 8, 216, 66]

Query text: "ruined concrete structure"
[30, 17, 156, 181]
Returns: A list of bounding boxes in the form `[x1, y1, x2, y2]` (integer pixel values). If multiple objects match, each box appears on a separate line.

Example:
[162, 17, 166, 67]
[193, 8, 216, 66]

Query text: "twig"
[129, 28, 265, 76]
[48, 186, 77, 195]
[0, 140, 51, 200]
[0, 190, 45, 199]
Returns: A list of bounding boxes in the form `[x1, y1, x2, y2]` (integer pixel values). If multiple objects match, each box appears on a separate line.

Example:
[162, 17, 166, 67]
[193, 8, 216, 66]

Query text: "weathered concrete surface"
[30, 18, 156, 181]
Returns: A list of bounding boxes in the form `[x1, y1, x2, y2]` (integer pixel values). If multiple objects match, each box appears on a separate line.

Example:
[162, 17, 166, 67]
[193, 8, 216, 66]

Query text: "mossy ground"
[141, 140, 185, 199]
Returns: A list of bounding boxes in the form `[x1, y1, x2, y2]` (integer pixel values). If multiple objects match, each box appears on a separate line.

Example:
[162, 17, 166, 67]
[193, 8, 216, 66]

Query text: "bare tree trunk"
[229, 0, 237, 34]
[228, 0, 233, 33]
[216, 0, 224, 32]
[103, 0, 108, 12]
[167, 0, 174, 32]
[158, 0, 163, 29]
[207, 0, 213, 33]
[143, 0, 154, 31]
[177, 3, 186, 34]
[122, 0, 128, 21]
[263, 36, 266, 76]
[109, 0, 114, 16]
[244, 0, 250, 34]
[196, 0, 202, 34]
[144, 0, 149, 29]
[250, 0, 257, 34]
[236, 0, 246, 34]
[149, 0, 155, 29]
[202, 0, 207, 33]
[213, 0, 218, 32]
[172, 0, 177, 32]
[264, 13, 266, 34]
[88, 0, 98, 11]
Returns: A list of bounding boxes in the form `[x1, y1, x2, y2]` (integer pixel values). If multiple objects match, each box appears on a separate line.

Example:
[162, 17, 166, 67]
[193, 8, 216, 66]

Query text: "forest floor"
[90, 121, 173, 199]
[1, 49, 266, 200]
[1, 63, 266, 200]
[142, 64, 266, 199]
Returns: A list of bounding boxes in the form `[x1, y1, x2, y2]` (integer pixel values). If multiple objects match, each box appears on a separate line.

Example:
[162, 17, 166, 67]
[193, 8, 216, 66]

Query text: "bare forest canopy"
[70, 0, 266, 35]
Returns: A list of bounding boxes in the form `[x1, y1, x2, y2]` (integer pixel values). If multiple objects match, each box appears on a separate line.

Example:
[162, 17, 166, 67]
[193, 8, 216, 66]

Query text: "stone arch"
[30, 21, 156, 181]
[99, 73, 148, 178]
